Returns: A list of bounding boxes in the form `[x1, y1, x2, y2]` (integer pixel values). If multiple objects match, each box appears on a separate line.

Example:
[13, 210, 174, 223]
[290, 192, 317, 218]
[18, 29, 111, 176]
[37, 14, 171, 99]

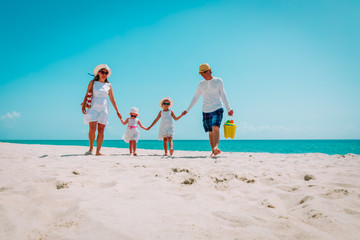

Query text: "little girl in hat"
[120, 107, 149, 156]
[148, 97, 184, 156]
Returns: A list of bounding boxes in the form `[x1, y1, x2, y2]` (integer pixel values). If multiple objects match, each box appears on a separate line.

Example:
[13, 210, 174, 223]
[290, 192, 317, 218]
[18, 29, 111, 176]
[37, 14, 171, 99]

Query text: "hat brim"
[199, 68, 211, 73]
[94, 64, 112, 78]
[159, 97, 174, 108]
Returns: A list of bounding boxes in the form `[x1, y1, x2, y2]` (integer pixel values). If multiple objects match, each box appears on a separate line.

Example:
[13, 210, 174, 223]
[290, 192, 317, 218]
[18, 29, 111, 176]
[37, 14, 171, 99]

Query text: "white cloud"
[0, 111, 21, 120]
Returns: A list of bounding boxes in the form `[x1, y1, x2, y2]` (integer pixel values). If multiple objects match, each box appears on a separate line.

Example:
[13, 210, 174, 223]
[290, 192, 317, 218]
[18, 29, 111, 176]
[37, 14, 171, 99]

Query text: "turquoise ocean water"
[1, 140, 359, 155]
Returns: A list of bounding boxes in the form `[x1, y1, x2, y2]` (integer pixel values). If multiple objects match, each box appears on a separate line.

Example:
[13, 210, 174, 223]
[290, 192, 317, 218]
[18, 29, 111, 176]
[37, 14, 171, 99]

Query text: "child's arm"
[137, 120, 148, 130]
[147, 111, 162, 130]
[171, 110, 184, 121]
[120, 117, 129, 125]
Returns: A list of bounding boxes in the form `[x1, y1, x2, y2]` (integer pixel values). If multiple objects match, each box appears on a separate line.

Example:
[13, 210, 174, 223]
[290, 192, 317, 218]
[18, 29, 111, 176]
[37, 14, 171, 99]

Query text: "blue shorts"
[202, 108, 224, 132]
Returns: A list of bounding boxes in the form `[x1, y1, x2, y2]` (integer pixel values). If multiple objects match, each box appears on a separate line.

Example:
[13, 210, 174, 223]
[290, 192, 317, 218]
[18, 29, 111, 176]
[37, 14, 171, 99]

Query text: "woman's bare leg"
[88, 122, 97, 153]
[96, 123, 106, 155]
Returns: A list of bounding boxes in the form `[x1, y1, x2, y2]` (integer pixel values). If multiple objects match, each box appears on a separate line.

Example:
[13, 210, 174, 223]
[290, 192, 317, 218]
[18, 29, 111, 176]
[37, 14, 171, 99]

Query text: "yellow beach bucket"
[224, 120, 237, 139]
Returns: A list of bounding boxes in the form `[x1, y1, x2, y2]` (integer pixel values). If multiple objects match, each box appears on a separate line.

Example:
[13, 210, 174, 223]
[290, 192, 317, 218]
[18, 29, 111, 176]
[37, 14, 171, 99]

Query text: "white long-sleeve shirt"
[186, 77, 231, 113]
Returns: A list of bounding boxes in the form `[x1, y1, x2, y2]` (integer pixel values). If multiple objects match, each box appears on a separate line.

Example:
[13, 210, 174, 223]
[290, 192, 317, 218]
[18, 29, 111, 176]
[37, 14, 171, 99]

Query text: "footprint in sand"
[0, 187, 10, 192]
[344, 208, 360, 215]
[324, 189, 350, 199]
[299, 196, 314, 205]
[234, 175, 256, 184]
[212, 211, 251, 227]
[211, 174, 235, 191]
[100, 181, 118, 188]
[169, 168, 197, 185]
[307, 209, 324, 220]
[134, 165, 147, 168]
[56, 181, 71, 190]
[261, 199, 276, 208]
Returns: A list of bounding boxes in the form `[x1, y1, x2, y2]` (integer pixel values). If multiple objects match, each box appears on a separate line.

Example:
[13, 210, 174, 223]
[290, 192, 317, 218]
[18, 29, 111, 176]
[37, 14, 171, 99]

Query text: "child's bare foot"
[85, 150, 93, 155]
[85, 147, 93, 155]
[169, 149, 174, 156]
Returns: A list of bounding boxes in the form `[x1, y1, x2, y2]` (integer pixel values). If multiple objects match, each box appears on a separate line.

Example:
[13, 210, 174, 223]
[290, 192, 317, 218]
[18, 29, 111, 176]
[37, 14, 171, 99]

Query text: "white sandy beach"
[0, 142, 359, 240]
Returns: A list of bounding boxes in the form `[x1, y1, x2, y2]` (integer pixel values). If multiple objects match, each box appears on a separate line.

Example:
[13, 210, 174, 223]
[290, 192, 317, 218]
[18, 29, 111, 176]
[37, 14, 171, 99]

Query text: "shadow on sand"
[60, 154, 87, 157]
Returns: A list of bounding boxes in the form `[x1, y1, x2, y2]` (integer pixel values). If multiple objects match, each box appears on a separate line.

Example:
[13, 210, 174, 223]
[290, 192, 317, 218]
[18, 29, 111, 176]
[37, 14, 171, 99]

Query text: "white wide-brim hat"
[159, 97, 174, 108]
[94, 64, 112, 78]
[130, 107, 139, 115]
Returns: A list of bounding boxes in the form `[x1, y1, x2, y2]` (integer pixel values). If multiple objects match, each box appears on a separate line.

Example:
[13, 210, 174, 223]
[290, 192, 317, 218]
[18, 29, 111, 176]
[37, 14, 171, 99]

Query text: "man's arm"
[219, 80, 233, 115]
[186, 84, 202, 113]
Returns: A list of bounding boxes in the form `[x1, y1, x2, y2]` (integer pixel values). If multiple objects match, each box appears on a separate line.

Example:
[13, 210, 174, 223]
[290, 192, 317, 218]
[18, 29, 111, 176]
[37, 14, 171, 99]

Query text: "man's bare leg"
[212, 126, 221, 156]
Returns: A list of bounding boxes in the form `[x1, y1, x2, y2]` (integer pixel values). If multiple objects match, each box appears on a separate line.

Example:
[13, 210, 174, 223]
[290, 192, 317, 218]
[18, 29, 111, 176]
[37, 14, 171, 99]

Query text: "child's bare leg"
[163, 137, 168, 156]
[169, 137, 174, 155]
[129, 141, 134, 154]
[133, 141, 137, 156]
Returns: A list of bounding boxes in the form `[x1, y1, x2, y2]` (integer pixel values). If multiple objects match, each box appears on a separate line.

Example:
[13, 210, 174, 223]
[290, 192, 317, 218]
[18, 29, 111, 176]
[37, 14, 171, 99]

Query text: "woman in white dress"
[82, 64, 122, 156]
[148, 97, 184, 156]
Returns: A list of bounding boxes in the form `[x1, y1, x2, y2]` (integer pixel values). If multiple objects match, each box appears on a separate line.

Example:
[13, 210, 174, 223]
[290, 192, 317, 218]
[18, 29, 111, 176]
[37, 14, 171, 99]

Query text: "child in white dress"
[148, 97, 184, 156]
[120, 107, 148, 156]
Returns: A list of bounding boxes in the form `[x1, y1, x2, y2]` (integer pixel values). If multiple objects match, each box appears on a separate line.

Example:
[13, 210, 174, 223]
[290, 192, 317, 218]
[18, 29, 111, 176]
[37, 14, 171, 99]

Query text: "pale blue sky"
[1, 0, 359, 140]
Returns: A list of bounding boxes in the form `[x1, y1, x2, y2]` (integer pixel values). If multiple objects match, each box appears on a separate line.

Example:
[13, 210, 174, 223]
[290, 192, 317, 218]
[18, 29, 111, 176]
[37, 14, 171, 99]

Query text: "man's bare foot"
[213, 147, 221, 156]
[169, 149, 174, 155]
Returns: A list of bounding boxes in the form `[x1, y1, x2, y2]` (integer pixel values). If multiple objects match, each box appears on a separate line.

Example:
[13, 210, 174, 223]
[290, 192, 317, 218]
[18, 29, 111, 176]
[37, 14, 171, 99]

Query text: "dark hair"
[93, 68, 109, 83]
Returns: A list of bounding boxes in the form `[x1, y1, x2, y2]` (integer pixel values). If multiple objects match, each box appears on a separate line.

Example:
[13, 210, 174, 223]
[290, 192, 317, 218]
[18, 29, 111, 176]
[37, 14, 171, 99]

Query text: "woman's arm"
[120, 117, 129, 125]
[171, 110, 184, 121]
[147, 111, 162, 130]
[108, 85, 122, 119]
[137, 120, 148, 130]
[82, 80, 94, 114]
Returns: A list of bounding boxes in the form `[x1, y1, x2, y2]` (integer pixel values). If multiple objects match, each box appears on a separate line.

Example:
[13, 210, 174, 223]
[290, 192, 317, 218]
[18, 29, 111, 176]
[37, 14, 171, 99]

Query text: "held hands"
[117, 111, 122, 119]
[182, 111, 188, 116]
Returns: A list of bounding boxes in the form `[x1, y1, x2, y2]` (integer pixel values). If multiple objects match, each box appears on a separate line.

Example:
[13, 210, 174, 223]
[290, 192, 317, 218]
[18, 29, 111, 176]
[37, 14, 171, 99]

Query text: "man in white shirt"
[183, 63, 233, 156]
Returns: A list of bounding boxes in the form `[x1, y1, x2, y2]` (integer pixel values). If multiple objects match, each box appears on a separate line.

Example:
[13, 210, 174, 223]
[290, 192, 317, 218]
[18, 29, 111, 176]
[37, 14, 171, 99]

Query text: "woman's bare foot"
[164, 152, 168, 156]
[95, 152, 104, 156]
[169, 149, 174, 156]
[133, 153, 137, 156]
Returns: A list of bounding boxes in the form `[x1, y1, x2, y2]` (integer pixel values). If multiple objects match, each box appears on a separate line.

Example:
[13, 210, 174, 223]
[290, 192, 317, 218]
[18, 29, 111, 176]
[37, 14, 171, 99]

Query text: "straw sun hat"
[199, 63, 211, 73]
[159, 97, 174, 108]
[94, 64, 112, 78]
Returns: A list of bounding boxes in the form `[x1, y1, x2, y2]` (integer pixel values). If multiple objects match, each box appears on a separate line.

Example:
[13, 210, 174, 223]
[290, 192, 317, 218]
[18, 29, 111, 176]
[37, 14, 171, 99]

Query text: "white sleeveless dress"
[84, 81, 111, 125]
[123, 118, 140, 143]
[158, 110, 175, 140]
